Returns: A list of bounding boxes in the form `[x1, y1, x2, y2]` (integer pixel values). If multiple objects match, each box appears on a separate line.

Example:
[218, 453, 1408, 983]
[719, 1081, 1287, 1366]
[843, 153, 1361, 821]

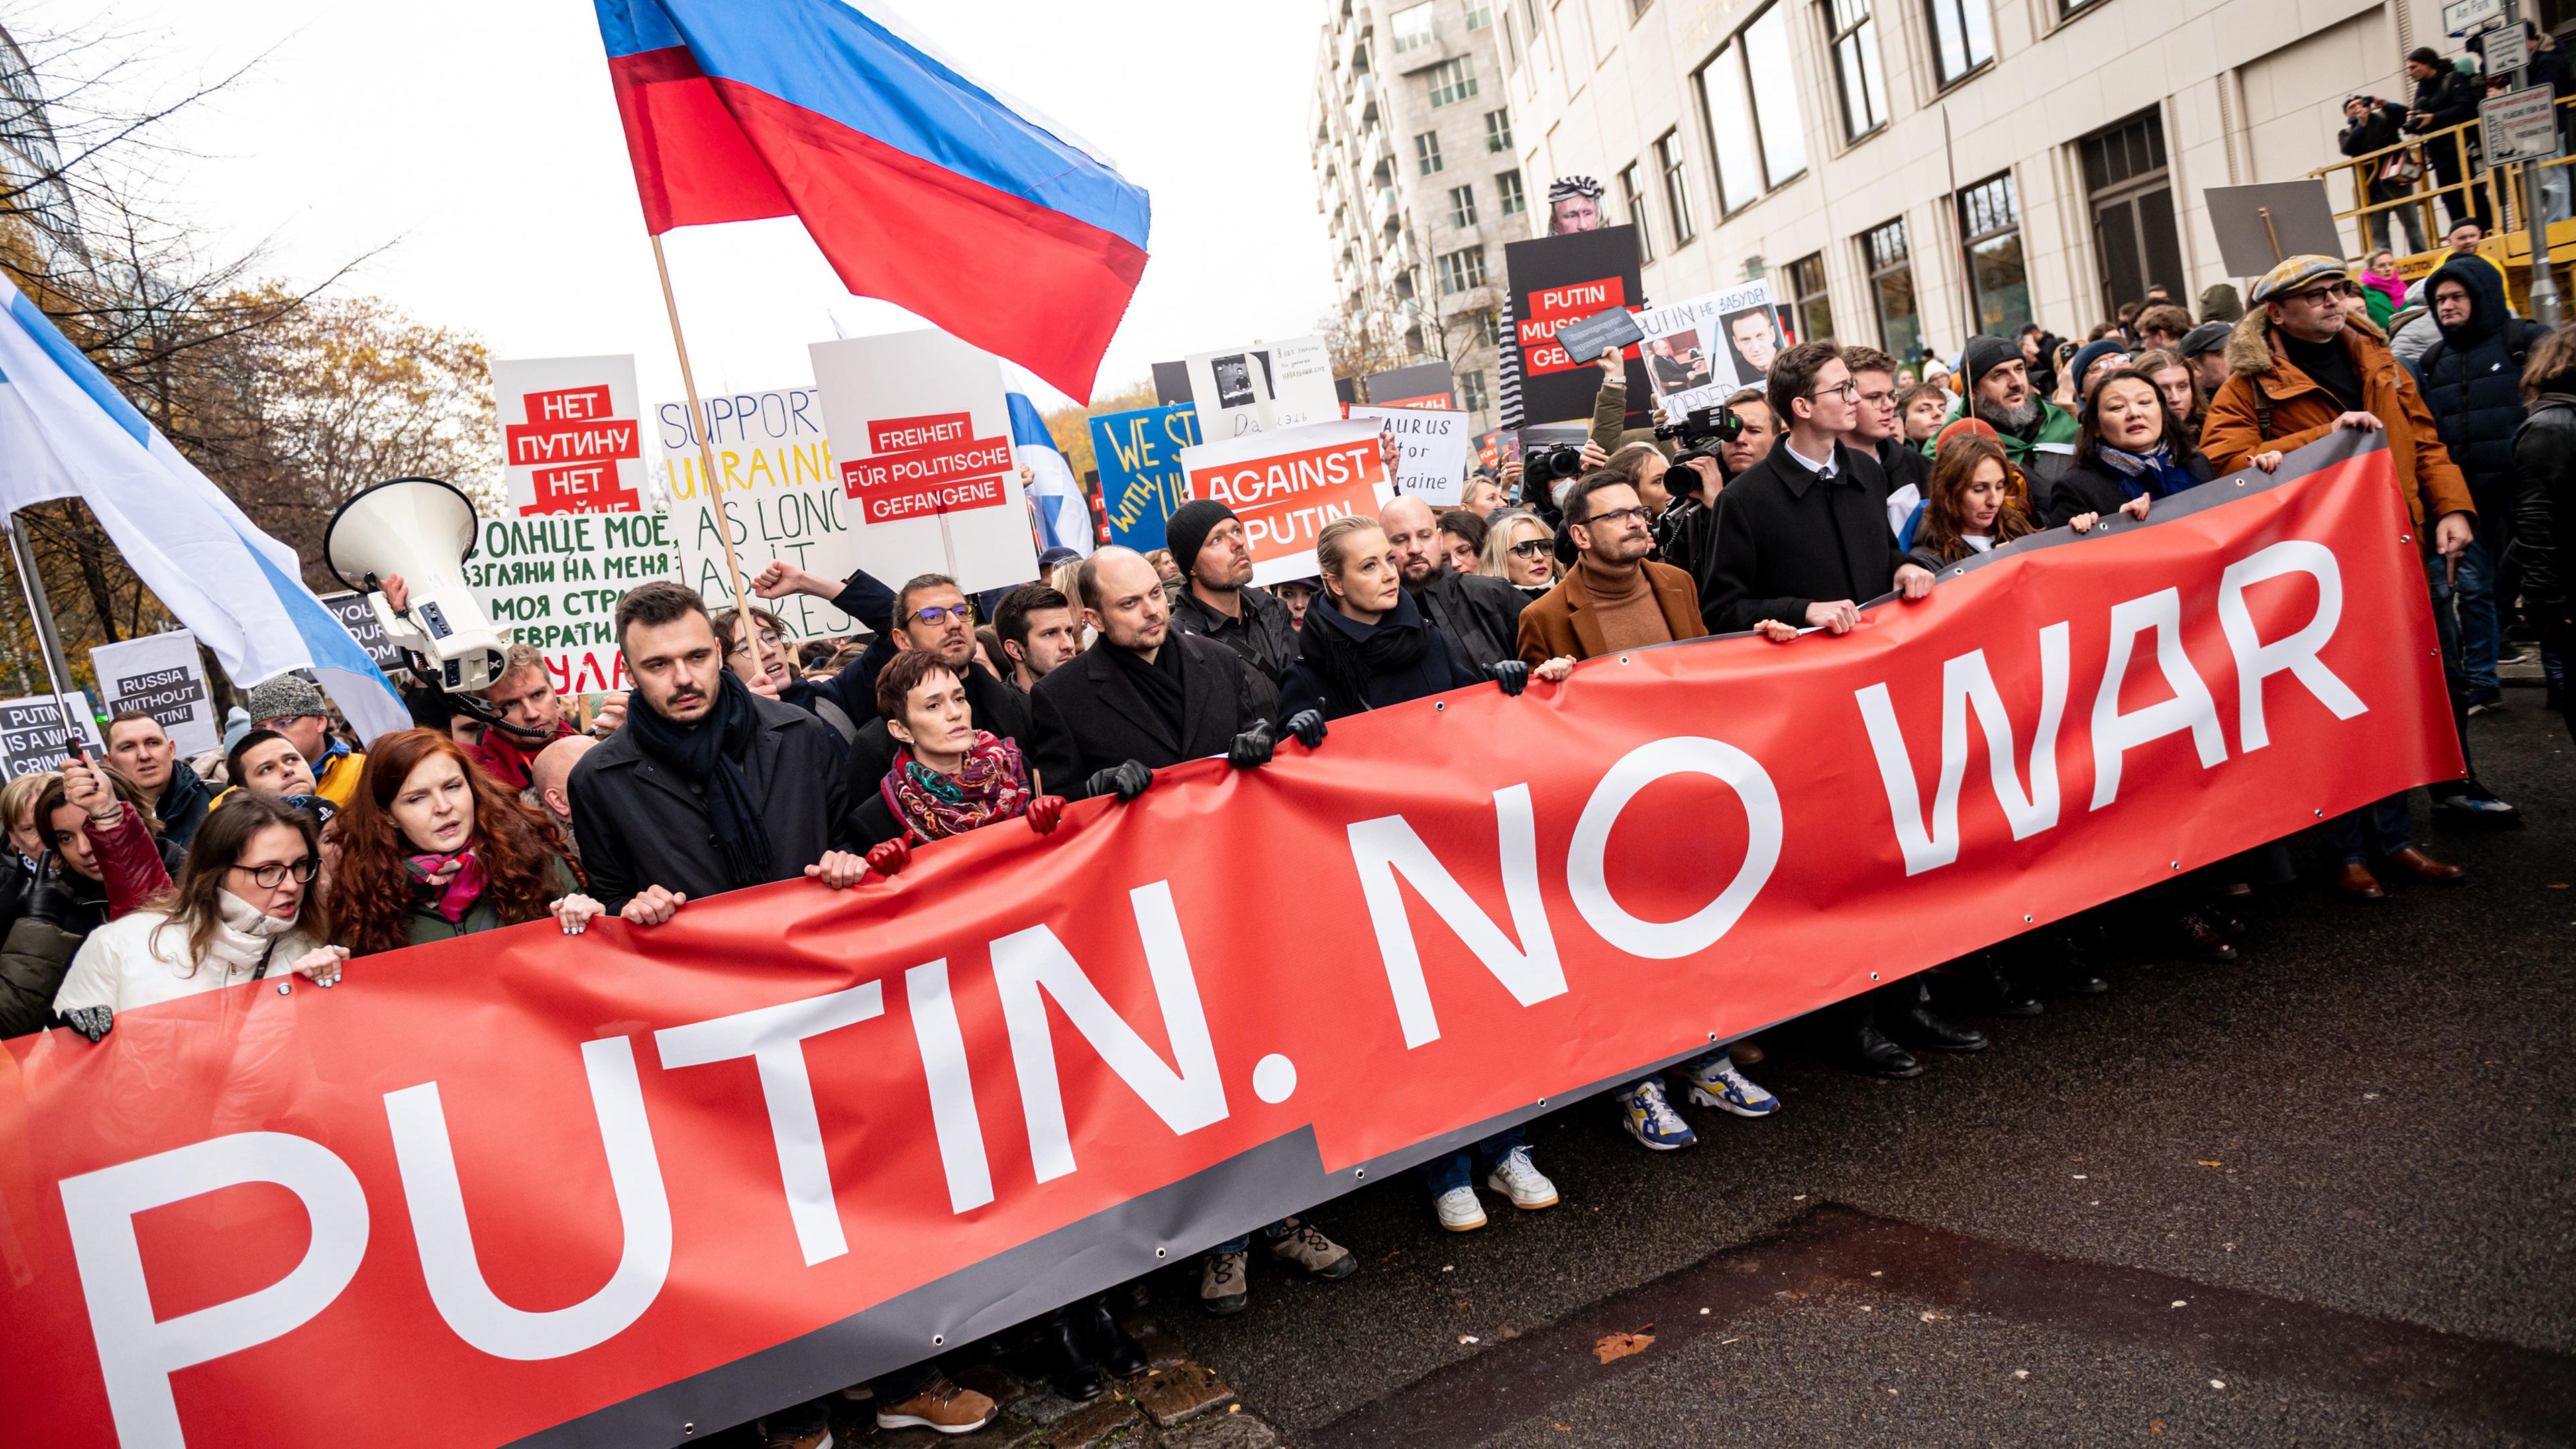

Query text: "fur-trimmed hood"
[2224, 311, 2389, 379]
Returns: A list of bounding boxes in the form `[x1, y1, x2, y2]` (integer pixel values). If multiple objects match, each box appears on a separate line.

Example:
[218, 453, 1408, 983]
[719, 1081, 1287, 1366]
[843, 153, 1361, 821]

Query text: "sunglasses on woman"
[1507, 539, 1552, 560]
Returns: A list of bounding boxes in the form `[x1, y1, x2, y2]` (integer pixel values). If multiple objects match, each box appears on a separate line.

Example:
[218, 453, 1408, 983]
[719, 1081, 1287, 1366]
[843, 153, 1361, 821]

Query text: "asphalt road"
[1163, 702, 2576, 1448]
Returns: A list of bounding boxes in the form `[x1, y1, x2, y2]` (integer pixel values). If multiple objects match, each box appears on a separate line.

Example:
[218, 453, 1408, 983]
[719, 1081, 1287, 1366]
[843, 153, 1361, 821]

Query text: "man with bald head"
[1028, 547, 1297, 802]
[1379, 495, 1529, 670]
[527, 733, 596, 865]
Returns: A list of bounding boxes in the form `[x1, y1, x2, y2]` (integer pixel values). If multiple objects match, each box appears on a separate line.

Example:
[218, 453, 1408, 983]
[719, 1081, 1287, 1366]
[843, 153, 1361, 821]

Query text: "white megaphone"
[324, 477, 511, 695]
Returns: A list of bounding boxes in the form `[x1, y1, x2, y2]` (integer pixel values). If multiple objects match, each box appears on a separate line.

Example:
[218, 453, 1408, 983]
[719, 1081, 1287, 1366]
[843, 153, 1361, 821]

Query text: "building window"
[1485, 108, 1514, 152]
[1785, 252, 1834, 345]
[1656, 130, 1697, 246]
[1697, 5, 1807, 213]
[1956, 170, 2030, 337]
[1825, 0, 1890, 141]
[1416, 131, 1444, 175]
[1466, 1, 1494, 28]
[1619, 162, 1655, 262]
[1495, 169, 1527, 216]
[1437, 245, 1489, 294]
[1863, 218, 1922, 361]
[1458, 369, 1491, 412]
[1450, 184, 1480, 227]
[1474, 308, 1504, 347]
[1428, 57, 1479, 106]
[1392, 1, 1438, 53]
[1926, 0, 1995, 87]
[2081, 109, 2184, 320]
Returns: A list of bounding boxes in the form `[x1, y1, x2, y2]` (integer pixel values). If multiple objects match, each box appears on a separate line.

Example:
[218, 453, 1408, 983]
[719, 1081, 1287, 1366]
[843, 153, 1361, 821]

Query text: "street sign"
[2485, 20, 2531, 76]
[2481, 84, 2561, 164]
[2444, 0, 2505, 35]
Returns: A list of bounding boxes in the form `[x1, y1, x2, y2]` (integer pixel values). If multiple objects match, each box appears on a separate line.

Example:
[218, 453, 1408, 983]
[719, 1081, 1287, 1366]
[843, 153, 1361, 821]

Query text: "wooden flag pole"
[648, 233, 763, 665]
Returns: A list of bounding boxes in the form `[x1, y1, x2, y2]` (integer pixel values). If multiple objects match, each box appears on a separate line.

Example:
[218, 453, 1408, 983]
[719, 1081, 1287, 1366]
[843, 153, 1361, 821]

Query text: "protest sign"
[1362, 360, 1458, 409]
[0, 433, 2455, 1449]
[1633, 279, 1782, 424]
[0, 692, 102, 780]
[1185, 337, 1342, 440]
[1503, 225, 1650, 428]
[653, 386, 861, 640]
[1346, 405, 1470, 506]
[1260, 335, 1342, 429]
[1181, 420, 1393, 585]
[490, 356, 649, 519]
[464, 511, 678, 695]
[1089, 403, 1201, 552]
[809, 330, 1040, 594]
[317, 591, 404, 670]
[89, 631, 216, 755]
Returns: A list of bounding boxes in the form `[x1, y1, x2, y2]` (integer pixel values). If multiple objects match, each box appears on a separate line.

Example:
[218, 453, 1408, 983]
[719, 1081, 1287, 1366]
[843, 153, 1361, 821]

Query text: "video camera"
[1653, 405, 1744, 470]
[1521, 443, 1589, 490]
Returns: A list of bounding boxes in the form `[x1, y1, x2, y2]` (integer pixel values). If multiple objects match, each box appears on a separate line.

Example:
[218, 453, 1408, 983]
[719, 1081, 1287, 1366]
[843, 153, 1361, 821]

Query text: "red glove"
[1026, 796, 1067, 835]
[865, 839, 910, 876]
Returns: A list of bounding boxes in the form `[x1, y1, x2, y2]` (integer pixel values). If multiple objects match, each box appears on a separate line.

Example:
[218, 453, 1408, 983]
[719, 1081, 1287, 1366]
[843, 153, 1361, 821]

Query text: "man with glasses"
[1381, 496, 1529, 670]
[841, 573, 1036, 808]
[2202, 254, 2477, 900]
[1840, 345, 1927, 525]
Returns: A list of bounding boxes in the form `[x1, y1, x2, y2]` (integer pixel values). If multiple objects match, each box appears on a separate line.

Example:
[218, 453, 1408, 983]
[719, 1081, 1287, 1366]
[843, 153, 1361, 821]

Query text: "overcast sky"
[20, 0, 1338, 413]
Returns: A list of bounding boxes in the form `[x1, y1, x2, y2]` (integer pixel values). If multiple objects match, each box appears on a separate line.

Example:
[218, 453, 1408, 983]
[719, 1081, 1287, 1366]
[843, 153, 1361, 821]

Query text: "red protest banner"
[0, 435, 2453, 1449]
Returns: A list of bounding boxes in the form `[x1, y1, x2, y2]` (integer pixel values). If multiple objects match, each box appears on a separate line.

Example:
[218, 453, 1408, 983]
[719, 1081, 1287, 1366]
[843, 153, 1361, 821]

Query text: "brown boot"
[875, 1377, 997, 1436]
[1729, 1038, 1765, 1067]
[2383, 846, 2466, 883]
[2335, 861, 2386, 900]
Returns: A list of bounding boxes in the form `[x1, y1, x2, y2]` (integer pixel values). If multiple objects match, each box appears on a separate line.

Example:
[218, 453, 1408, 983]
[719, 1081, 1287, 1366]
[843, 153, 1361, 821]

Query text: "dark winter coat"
[2339, 100, 2409, 160]
[841, 661, 1036, 820]
[154, 759, 213, 850]
[1028, 633, 1280, 798]
[1407, 565, 1528, 671]
[2408, 66, 2481, 134]
[1703, 441, 1910, 633]
[1280, 590, 1487, 720]
[0, 857, 117, 1038]
[1165, 580, 1299, 686]
[2512, 393, 2576, 645]
[566, 691, 849, 912]
[2415, 254, 2551, 515]
[2037, 449, 2215, 529]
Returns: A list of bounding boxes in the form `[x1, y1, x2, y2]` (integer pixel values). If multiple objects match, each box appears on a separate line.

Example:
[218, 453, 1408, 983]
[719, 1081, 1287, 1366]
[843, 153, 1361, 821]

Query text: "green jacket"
[405, 855, 582, 947]
[1927, 394, 2079, 487]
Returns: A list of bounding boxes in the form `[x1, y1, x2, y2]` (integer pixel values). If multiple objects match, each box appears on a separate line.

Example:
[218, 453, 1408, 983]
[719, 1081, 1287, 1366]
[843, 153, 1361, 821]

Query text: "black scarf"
[1109, 636, 1189, 738]
[624, 668, 773, 888]
[1298, 590, 1433, 716]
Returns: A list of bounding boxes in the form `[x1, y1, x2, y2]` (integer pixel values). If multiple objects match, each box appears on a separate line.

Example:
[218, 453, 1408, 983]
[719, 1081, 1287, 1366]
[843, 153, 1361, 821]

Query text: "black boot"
[1855, 1021, 1923, 1078]
[1036, 1307, 1105, 1401]
[2044, 928, 2111, 995]
[1077, 1294, 1148, 1380]
[1937, 951, 2041, 1016]
[1886, 996, 1988, 1053]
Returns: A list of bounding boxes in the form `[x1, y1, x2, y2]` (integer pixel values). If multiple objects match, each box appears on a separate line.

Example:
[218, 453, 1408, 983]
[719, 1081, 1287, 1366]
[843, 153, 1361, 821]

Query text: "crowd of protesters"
[3, 230, 2572, 1444]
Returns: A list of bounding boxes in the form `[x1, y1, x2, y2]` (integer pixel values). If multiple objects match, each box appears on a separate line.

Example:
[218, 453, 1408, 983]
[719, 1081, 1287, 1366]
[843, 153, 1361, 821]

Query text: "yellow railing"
[2311, 97, 2576, 266]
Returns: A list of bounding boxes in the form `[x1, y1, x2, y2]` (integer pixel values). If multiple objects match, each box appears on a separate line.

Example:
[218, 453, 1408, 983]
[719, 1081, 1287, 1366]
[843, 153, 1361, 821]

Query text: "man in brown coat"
[1515, 474, 1706, 663]
[2198, 253, 2475, 900]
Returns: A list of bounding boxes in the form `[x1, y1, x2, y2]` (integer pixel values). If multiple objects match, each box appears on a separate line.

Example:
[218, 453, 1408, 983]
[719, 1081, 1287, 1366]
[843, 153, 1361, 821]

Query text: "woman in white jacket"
[52, 793, 346, 1041]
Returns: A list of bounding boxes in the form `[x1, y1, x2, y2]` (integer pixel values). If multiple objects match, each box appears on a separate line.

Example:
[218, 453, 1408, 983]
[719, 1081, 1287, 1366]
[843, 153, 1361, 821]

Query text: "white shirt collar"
[1782, 437, 1838, 479]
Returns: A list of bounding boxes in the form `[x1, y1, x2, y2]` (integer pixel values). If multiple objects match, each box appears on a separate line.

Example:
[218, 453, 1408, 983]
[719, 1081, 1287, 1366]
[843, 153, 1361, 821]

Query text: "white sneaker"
[1485, 1145, 1560, 1210]
[1434, 1183, 1489, 1232]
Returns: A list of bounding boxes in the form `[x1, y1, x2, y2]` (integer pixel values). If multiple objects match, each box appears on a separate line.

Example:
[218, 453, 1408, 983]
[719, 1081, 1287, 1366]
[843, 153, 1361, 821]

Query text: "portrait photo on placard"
[1212, 354, 1257, 409]
[1644, 333, 1713, 404]
[1719, 307, 1782, 382]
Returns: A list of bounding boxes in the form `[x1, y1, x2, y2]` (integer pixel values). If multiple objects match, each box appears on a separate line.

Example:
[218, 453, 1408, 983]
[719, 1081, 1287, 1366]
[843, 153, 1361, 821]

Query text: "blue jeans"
[2451, 530, 2502, 698]
[2318, 793, 2413, 864]
[1416, 1123, 1529, 1196]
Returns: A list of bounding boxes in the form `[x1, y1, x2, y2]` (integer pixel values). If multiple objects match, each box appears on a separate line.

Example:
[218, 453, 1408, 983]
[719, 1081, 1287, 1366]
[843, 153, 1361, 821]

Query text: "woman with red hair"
[326, 728, 597, 955]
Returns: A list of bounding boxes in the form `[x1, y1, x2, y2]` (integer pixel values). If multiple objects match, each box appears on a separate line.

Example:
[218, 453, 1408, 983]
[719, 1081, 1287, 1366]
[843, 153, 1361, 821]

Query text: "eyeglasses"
[2291, 282, 2357, 303]
[231, 857, 320, 889]
[1579, 505, 1653, 530]
[909, 604, 973, 626]
[724, 629, 786, 659]
[1807, 378, 1860, 400]
[1507, 538, 1552, 559]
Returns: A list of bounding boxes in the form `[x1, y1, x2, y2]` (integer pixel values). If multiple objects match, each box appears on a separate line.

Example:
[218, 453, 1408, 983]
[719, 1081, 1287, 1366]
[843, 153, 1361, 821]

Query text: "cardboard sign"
[1345, 405, 1470, 506]
[808, 331, 1039, 594]
[2481, 84, 2559, 163]
[1503, 226, 1650, 427]
[490, 356, 649, 518]
[653, 387, 861, 641]
[0, 693, 102, 780]
[1184, 337, 1342, 440]
[316, 592, 403, 670]
[1362, 360, 1458, 409]
[2204, 182, 2344, 278]
[1180, 420, 1393, 586]
[1090, 403, 1203, 552]
[1631, 280, 1784, 424]
[464, 511, 679, 695]
[89, 631, 216, 755]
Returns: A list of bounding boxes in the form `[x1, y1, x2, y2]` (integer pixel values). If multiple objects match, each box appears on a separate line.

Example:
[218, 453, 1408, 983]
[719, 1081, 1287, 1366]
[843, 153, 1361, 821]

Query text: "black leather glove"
[22, 867, 88, 931]
[1283, 709, 1327, 749]
[1489, 659, 1530, 696]
[62, 1005, 112, 1043]
[1085, 759, 1152, 802]
[1228, 722, 1277, 768]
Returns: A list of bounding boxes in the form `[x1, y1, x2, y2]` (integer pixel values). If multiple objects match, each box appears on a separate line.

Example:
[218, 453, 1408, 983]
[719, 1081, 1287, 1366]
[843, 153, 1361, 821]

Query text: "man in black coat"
[102, 711, 213, 849]
[2418, 254, 2548, 708]
[2342, 94, 2428, 254]
[1379, 496, 1528, 669]
[839, 573, 1035, 805]
[1030, 547, 1293, 801]
[1161, 499, 1299, 685]
[2402, 47, 2489, 231]
[569, 582, 864, 921]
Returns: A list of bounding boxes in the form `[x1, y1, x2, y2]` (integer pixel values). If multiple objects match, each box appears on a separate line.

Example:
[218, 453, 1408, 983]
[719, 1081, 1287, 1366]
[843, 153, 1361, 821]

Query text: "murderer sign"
[490, 356, 650, 518]
[809, 330, 1040, 593]
[0, 433, 2455, 1449]
[1181, 420, 1395, 585]
[89, 631, 217, 755]
[655, 387, 860, 641]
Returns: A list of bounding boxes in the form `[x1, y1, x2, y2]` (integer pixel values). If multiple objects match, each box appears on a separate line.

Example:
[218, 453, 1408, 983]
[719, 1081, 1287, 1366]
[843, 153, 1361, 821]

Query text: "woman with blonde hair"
[1478, 507, 1559, 599]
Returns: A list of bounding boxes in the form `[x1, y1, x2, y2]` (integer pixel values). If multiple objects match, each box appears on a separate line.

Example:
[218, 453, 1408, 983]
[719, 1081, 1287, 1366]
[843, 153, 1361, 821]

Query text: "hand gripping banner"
[0, 433, 2457, 1448]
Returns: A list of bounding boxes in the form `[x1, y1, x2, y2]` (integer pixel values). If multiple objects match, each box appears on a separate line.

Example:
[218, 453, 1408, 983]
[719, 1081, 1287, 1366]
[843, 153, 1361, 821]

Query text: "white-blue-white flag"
[0, 278, 412, 741]
[1008, 391, 1093, 559]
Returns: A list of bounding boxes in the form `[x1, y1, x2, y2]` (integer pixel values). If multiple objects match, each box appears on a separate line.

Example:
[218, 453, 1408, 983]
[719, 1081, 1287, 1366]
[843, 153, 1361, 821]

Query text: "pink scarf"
[405, 849, 488, 924]
[2361, 269, 2407, 311]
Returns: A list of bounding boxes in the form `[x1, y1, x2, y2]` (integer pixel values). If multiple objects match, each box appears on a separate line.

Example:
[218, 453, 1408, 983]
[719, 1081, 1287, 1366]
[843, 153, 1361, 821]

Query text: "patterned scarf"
[405, 847, 487, 924]
[2093, 439, 2198, 502]
[881, 731, 1032, 843]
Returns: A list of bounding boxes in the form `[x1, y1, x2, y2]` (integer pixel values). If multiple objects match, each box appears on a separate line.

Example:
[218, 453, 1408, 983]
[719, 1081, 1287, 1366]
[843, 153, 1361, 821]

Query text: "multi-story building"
[0, 23, 77, 244]
[1312, 0, 1528, 428]
[1484, 0, 2484, 369]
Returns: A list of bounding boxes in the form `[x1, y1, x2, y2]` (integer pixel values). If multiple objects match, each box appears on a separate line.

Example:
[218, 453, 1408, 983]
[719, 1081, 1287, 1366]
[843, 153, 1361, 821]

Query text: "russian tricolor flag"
[594, 0, 1151, 401]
